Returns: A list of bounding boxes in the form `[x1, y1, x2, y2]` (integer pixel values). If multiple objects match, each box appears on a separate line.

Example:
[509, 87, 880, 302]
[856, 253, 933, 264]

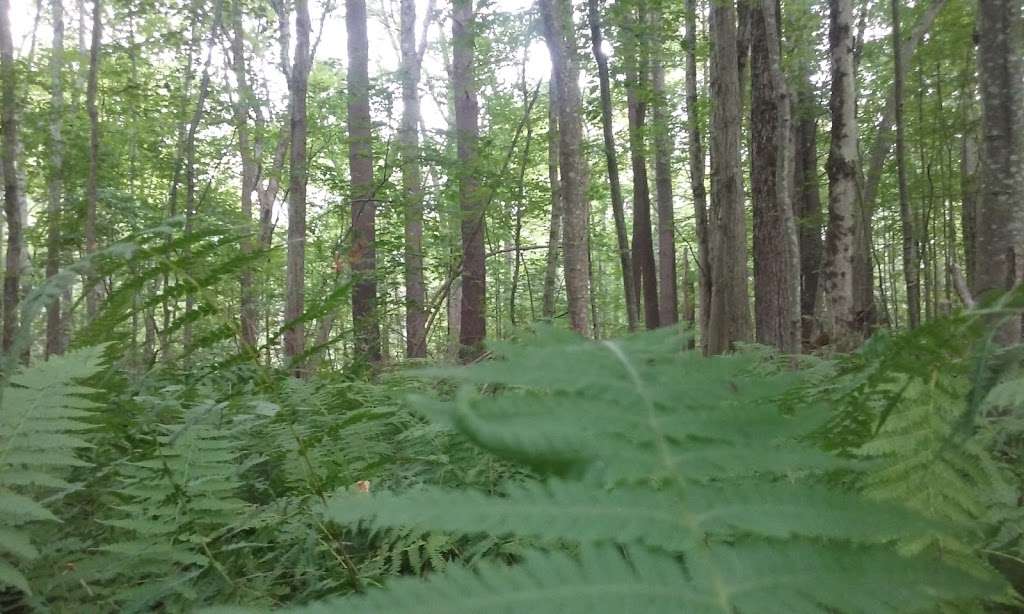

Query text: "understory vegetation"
[4, 271, 1024, 612]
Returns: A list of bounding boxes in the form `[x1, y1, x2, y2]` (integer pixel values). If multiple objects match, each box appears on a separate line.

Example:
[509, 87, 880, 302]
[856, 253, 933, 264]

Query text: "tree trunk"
[283, 0, 311, 374]
[751, 0, 799, 353]
[230, 0, 258, 350]
[707, 0, 752, 354]
[793, 83, 823, 345]
[685, 0, 710, 349]
[0, 0, 24, 353]
[347, 0, 381, 365]
[961, 125, 979, 290]
[454, 0, 486, 357]
[183, 4, 219, 349]
[651, 7, 677, 327]
[84, 0, 102, 320]
[399, 0, 427, 358]
[624, 2, 658, 330]
[541, 77, 563, 320]
[541, 0, 591, 336]
[45, 0, 65, 357]
[824, 0, 859, 348]
[975, 0, 1024, 343]
[586, 0, 637, 330]
[890, 0, 920, 329]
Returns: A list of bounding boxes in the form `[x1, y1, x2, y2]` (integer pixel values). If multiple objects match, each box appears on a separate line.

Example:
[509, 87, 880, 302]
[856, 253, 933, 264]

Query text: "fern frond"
[0, 346, 107, 594]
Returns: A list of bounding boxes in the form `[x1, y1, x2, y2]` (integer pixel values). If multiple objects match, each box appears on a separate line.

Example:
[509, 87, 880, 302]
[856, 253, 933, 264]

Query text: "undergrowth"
[3, 294, 1024, 612]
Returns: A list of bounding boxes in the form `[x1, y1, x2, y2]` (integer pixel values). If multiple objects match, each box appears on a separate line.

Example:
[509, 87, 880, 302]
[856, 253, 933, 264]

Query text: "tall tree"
[586, 0, 637, 330]
[707, 0, 751, 354]
[793, 79, 823, 344]
[283, 0, 311, 373]
[453, 0, 485, 356]
[650, 3, 677, 327]
[84, 0, 102, 319]
[750, 0, 799, 353]
[890, 0, 920, 329]
[623, 0, 659, 329]
[45, 0, 66, 357]
[182, 4, 220, 348]
[399, 0, 431, 358]
[230, 0, 258, 349]
[824, 0, 859, 347]
[0, 0, 24, 352]
[541, 76, 563, 321]
[684, 0, 710, 347]
[348, 0, 381, 364]
[974, 0, 1023, 343]
[542, 0, 592, 335]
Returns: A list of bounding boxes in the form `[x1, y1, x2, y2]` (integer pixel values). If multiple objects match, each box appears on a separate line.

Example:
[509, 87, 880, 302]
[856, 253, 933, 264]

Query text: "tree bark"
[685, 0, 710, 349]
[890, 0, 920, 329]
[586, 0, 637, 330]
[283, 0, 311, 374]
[45, 0, 65, 357]
[454, 0, 486, 356]
[541, 0, 591, 336]
[347, 0, 381, 365]
[624, 1, 658, 330]
[824, 0, 859, 348]
[651, 7, 677, 327]
[84, 0, 102, 320]
[541, 77, 563, 320]
[751, 0, 799, 353]
[975, 0, 1024, 343]
[793, 82, 823, 345]
[0, 0, 24, 352]
[707, 0, 752, 354]
[399, 0, 428, 357]
[230, 0, 259, 349]
[961, 125, 979, 290]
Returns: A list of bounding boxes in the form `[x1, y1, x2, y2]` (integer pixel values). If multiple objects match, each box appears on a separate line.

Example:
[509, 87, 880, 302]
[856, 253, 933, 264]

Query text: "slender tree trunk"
[681, 248, 696, 328]
[824, 0, 859, 348]
[182, 5, 220, 349]
[283, 0, 311, 373]
[347, 0, 381, 365]
[707, 0, 752, 354]
[541, 77, 563, 320]
[230, 0, 258, 349]
[84, 0, 102, 320]
[541, 0, 591, 336]
[624, 1, 658, 330]
[751, 0, 799, 353]
[399, 0, 428, 357]
[975, 0, 1024, 343]
[961, 125, 979, 290]
[0, 0, 24, 352]
[454, 0, 486, 356]
[45, 0, 65, 357]
[890, 0, 920, 329]
[651, 7, 677, 327]
[685, 0, 710, 349]
[587, 0, 637, 330]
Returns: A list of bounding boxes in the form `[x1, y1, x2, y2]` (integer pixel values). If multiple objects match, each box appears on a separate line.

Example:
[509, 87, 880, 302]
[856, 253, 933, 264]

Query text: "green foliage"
[0, 347, 107, 595]
[276, 328, 1006, 613]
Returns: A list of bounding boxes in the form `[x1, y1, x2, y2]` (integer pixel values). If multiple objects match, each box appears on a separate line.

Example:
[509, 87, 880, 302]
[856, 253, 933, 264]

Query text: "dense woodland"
[1, 0, 1024, 610]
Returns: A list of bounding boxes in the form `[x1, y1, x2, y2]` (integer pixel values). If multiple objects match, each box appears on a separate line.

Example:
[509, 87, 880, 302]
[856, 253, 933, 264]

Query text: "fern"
[281, 328, 1007, 613]
[0, 347, 107, 595]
